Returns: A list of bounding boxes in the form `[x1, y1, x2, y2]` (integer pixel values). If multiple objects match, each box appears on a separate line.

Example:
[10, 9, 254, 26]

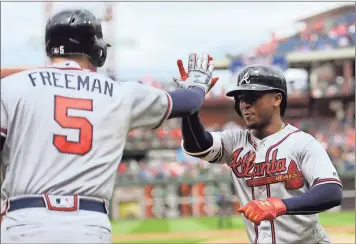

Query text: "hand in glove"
[173, 52, 219, 94]
[238, 198, 287, 226]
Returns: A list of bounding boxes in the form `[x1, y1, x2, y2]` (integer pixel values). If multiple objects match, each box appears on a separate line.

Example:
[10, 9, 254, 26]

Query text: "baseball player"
[0, 9, 218, 243]
[178, 64, 343, 244]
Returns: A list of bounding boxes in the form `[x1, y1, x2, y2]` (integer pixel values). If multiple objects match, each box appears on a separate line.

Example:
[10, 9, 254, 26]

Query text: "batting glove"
[238, 197, 287, 226]
[173, 52, 219, 94]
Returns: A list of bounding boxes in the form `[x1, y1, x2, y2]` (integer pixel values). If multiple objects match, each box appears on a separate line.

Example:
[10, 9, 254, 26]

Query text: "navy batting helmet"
[226, 65, 288, 117]
[45, 9, 111, 67]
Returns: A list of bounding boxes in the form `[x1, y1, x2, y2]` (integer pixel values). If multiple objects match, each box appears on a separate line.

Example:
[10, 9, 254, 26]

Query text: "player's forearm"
[181, 111, 213, 153]
[282, 183, 342, 215]
[167, 87, 205, 118]
[167, 87, 214, 152]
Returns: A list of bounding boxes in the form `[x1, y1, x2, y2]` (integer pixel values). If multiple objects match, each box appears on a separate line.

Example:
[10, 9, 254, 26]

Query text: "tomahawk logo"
[239, 72, 250, 85]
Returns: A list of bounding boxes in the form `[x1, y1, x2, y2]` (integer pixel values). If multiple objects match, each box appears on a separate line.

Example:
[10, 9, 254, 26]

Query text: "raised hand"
[173, 52, 219, 94]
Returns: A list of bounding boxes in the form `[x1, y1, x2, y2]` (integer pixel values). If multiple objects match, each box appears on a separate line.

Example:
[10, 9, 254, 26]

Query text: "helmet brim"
[226, 84, 285, 97]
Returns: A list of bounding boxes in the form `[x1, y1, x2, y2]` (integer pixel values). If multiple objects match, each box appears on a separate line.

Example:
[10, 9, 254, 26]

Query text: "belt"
[4, 195, 107, 214]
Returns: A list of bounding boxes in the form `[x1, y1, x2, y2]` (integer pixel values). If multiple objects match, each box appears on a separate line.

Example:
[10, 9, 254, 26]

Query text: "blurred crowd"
[126, 118, 182, 150]
[309, 62, 355, 98]
[117, 157, 232, 183]
[275, 11, 355, 55]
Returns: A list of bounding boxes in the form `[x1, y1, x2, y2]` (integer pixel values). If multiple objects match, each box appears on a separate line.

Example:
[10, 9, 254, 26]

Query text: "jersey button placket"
[257, 145, 264, 164]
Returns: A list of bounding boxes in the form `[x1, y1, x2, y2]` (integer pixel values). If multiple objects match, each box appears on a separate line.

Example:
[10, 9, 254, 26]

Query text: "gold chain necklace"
[279, 123, 285, 132]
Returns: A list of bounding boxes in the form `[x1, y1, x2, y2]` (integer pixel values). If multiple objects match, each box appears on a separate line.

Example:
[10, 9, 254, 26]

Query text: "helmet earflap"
[89, 39, 108, 67]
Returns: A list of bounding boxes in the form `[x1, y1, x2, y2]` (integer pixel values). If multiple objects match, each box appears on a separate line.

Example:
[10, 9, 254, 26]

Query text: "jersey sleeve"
[298, 139, 343, 188]
[181, 129, 242, 165]
[0, 98, 8, 138]
[128, 82, 172, 130]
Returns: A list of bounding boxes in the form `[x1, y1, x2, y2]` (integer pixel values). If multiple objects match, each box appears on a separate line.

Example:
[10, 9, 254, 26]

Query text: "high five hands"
[173, 52, 219, 95]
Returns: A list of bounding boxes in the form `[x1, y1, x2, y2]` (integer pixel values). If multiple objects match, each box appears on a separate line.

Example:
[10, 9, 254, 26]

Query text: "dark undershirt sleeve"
[167, 87, 205, 118]
[282, 183, 343, 215]
[181, 111, 213, 153]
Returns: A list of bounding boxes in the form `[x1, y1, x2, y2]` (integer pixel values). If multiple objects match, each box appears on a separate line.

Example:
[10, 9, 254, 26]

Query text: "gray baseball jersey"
[182, 124, 342, 244]
[0, 61, 172, 203]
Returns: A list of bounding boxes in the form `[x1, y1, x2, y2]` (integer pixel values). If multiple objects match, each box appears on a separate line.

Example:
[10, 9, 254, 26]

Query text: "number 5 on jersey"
[53, 95, 93, 155]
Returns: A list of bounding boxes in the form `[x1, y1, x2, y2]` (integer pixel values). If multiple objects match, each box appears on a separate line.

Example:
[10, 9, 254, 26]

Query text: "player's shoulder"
[1, 68, 42, 95]
[285, 124, 315, 140]
[285, 123, 317, 148]
[1, 68, 35, 83]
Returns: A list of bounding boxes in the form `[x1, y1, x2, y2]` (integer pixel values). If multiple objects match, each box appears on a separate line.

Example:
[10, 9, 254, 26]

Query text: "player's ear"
[273, 93, 282, 107]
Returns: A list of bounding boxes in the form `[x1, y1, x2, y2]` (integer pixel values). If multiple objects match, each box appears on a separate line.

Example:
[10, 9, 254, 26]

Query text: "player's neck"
[50, 57, 97, 71]
[253, 116, 284, 140]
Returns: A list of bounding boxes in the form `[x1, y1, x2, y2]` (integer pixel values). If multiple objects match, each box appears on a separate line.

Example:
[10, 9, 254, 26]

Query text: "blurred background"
[1, 1, 355, 243]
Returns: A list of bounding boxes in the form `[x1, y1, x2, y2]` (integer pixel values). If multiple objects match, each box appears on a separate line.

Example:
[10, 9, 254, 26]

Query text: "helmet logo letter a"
[239, 72, 250, 86]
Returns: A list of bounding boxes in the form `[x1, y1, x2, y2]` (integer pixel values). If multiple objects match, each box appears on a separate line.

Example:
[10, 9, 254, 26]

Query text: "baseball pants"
[1, 196, 112, 243]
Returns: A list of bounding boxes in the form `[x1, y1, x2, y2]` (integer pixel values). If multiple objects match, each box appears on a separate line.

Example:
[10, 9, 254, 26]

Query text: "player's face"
[237, 91, 281, 130]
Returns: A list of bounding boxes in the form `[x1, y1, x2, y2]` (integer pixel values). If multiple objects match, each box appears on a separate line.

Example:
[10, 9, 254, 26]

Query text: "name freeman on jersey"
[28, 71, 114, 97]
